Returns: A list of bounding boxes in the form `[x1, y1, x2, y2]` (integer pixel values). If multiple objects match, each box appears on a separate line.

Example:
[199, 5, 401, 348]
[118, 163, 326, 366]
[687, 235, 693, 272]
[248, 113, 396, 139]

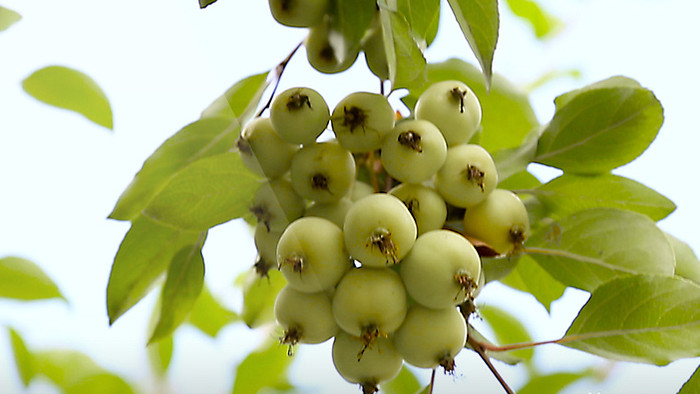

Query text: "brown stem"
[467, 336, 515, 394]
[428, 368, 436, 394]
[256, 40, 303, 118]
[470, 331, 608, 353]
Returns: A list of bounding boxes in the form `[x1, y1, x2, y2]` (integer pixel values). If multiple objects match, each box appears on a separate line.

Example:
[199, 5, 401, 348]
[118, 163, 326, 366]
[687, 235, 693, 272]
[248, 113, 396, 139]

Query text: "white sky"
[1, 0, 699, 393]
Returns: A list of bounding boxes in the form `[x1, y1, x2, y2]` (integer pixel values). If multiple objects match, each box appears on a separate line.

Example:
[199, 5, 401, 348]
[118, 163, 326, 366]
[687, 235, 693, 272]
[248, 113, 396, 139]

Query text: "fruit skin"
[270, 87, 330, 145]
[237, 117, 298, 179]
[389, 183, 447, 235]
[304, 197, 353, 228]
[462, 189, 530, 255]
[343, 193, 417, 267]
[332, 331, 403, 387]
[332, 267, 407, 338]
[381, 119, 447, 184]
[331, 92, 395, 153]
[414, 80, 481, 146]
[435, 144, 498, 208]
[268, 0, 329, 28]
[392, 304, 467, 369]
[274, 285, 338, 344]
[400, 230, 481, 309]
[305, 23, 359, 74]
[276, 217, 350, 293]
[290, 141, 356, 203]
[250, 178, 305, 233]
[254, 222, 283, 268]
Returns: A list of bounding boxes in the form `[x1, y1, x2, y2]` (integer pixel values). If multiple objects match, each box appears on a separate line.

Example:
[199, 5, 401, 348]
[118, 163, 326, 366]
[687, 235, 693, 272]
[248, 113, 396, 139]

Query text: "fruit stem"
[428, 368, 436, 394]
[256, 40, 303, 117]
[468, 334, 515, 394]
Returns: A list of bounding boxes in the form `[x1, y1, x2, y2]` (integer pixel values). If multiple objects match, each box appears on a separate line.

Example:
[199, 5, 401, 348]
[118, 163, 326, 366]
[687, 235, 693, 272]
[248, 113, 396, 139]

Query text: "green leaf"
[147, 336, 173, 377]
[504, 0, 562, 39]
[679, 365, 700, 394]
[379, 4, 427, 90]
[9, 328, 35, 386]
[109, 118, 241, 221]
[532, 173, 676, 221]
[446, 0, 499, 87]
[0, 6, 21, 32]
[491, 127, 539, 180]
[382, 365, 421, 394]
[501, 254, 566, 313]
[416, 385, 430, 394]
[666, 233, 700, 284]
[240, 269, 286, 328]
[565, 275, 700, 365]
[535, 76, 664, 174]
[397, 0, 441, 48]
[478, 305, 534, 361]
[329, 0, 376, 52]
[106, 215, 204, 324]
[142, 152, 261, 231]
[232, 340, 294, 394]
[201, 71, 269, 124]
[526, 208, 675, 292]
[466, 324, 524, 365]
[187, 285, 238, 337]
[22, 65, 113, 129]
[149, 239, 206, 344]
[517, 370, 594, 394]
[403, 59, 539, 152]
[199, 0, 217, 9]
[497, 170, 541, 191]
[34, 350, 134, 394]
[0, 256, 64, 301]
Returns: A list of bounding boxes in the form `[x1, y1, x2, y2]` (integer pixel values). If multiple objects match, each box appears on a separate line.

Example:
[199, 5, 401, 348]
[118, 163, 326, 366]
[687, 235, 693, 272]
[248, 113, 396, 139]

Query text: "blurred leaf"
[240, 269, 286, 328]
[232, 340, 294, 394]
[525, 68, 582, 92]
[416, 385, 430, 394]
[201, 71, 269, 124]
[9, 328, 35, 386]
[109, 118, 240, 221]
[199, 0, 217, 9]
[478, 305, 534, 361]
[379, 4, 427, 90]
[666, 233, 700, 284]
[491, 127, 539, 180]
[504, 0, 562, 39]
[382, 365, 421, 394]
[501, 254, 566, 313]
[446, 0, 499, 87]
[143, 152, 261, 231]
[147, 336, 173, 377]
[149, 239, 206, 344]
[106, 215, 204, 324]
[679, 364, 700, 394]
[397, 0, 441, 48]
[403, 59, 539, 152]
[497, 170, 541, 190]
[0, 256, 64, 301]
[34, 350, 134, 394]
[517, 370, 595, 394]
[466, 324, 524, 365]
[0, 6, 21, 31]
[22, 65, 112, 129]
[535, 76, 664, 174]
[330, 0, 376, 52]
[526, 208, 675, 292]
[565, 275, 700, 365]
[187, 285, 238, 337]
[533, 174, 676, 221]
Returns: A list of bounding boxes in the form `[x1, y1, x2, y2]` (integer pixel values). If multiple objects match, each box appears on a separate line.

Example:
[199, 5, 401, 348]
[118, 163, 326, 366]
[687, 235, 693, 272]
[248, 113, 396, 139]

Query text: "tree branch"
[256, 40, 303, 118]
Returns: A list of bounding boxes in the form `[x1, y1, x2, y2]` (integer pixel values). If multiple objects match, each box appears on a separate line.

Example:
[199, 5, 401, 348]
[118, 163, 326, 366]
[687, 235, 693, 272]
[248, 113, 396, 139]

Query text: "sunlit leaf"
[0, 6, 21, 32]
[666, 233, 700, 284]
[240, 269, 286, 328]
[679, 365, 700, 394]
[565, 275, 700, 365]
[397, 0, 441, 48]
[0, 256, 64, 302]
[149, 240, 206, 344]
[379, 4, 427, 90]
[491, 128, 539, 180]
[106, 215, 204, 324]
[9, 328, 35, 386]
[504, 0, 562, 39]
[382, 365, 421, 394]
[147, 336, 173, 377]
[446, 0, 499, 87]
[526, 208, 675, 292]
[199, 0, 217, 9]
[109, 118, 240, 221]
[501, 254, 566, 313]
[232, 340, 294, 394]
[329, 0, 376, 52]
[517, 370, 595, 394]
[22, 65, 112, 129]
[535, 76, 664, 174]
[187, 285, 238, 337]
[201, 71, 269, 124]
[478, 305, 534, 361]
[34, 350, 134, 394]
[143, 152, 261, 231]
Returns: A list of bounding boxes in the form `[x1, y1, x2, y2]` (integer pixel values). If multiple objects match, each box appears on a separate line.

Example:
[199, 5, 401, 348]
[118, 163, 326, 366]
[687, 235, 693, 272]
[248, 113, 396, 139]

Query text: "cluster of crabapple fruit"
[236, 80, 531, 393]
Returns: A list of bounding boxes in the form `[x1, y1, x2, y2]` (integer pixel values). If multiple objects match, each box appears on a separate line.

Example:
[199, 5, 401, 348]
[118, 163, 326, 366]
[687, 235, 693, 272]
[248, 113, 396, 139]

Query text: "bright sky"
[1, 0, 699, 393]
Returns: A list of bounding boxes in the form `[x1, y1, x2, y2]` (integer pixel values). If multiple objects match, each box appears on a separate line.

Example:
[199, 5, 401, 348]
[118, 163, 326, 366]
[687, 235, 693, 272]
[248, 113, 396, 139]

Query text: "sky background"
[1, 0, 699, 393]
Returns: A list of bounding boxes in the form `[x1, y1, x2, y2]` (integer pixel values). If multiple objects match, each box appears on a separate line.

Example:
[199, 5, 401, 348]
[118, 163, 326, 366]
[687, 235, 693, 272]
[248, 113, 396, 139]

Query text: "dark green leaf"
[518, 370, 595, 394]
[504, 0, 562, 39]
[240, 269, 286, 328]
[397, 0, 441, 48]
[9, 328, 35, 386]
[532, 174, 676, 221]
[149, 240, 206, 344]
[446, 0, 499, 87]
[329, 0, 376, 52]
[187, 285, 238, 337]
[403, 59, 539, 152]
[0, 256, 64, 301]
[679, 365, 700, 394]
[143, 152, 261, 231]
[34, 350, 134, 394]
[147, 336, 173, 377]
[478, 305, 534, 361]
[109, 118, 240, 221]
[535, 76, 664, 174]
[666, 233, 700, 284]
[565, 275, 700, 365]
[201, 71, 269, 124]
[232, 340, 293, 394]
[0, 6, 21, 32]
[199, 0, 217, 9]
[379, 4, 427, 90]
[22, 65, 112, 129]
[526, 208, 675, 292]
[501, 254, 566, 313]
[382, 365, 421, 394]
[106, 215, 204, 324]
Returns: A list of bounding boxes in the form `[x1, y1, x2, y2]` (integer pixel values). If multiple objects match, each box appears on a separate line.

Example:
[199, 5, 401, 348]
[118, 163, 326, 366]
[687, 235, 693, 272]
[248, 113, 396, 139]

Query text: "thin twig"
[428, 368, 436, 394]
[256, 40, 303, 118]
[468, 336, 515, 394]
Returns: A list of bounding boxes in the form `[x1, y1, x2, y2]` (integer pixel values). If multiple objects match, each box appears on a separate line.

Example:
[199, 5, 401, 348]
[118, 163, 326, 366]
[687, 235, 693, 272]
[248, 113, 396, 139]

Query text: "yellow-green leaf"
[232, 340, 294, 394]
[0, 256, 64, 302]
[34, 350, 134, 394]
[9, 328, 35, 386]
[201, 71, 269, 124]
[0, 6, 22, 32]
[187, 285, 238, 337]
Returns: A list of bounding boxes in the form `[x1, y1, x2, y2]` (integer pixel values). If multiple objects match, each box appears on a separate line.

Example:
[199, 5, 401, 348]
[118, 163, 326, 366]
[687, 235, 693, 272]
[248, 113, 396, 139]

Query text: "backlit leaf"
[517, 370, 595, 394]
[666, 233, 700, 284]
[240, 269, 286, 328]
[397, 0, 441, 48]
[501, 254, 566, 313]
[232, 340, 293, 394]
[382, 365, 421, 394]
[9, 328, 35, 386]
[679, 365, 700, 394]
[0, 257, 64, 301]
[478, 305, 534, 361]
[0, 6, 21, 32]
[187, 285, 238, 337]
[34, 350, 134, 394]
[379, 4, 427, 90]
[201, 71, 269, 124]
[504, 0, 562, 39]
[329, 0, 376, 52]
[466, 324, 524, 365]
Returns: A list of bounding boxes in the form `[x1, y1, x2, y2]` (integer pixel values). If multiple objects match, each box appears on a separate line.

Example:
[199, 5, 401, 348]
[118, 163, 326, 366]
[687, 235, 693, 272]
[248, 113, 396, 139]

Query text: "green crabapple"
[462, 189, 530, 255]
[270, 86, 330, 145]
[290, 141, 356, 203]
[388, 183, 447, 235]
[414, 80, 482, 146]
[332, 331, 403, 394]
[331, 92, 395, 153]
[274, 285, 338, 347]
[435, 144, 498, 208]
[380, 119, 447, 184]
[236, 117, 298, 179]
[268, 0, 329, 28]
